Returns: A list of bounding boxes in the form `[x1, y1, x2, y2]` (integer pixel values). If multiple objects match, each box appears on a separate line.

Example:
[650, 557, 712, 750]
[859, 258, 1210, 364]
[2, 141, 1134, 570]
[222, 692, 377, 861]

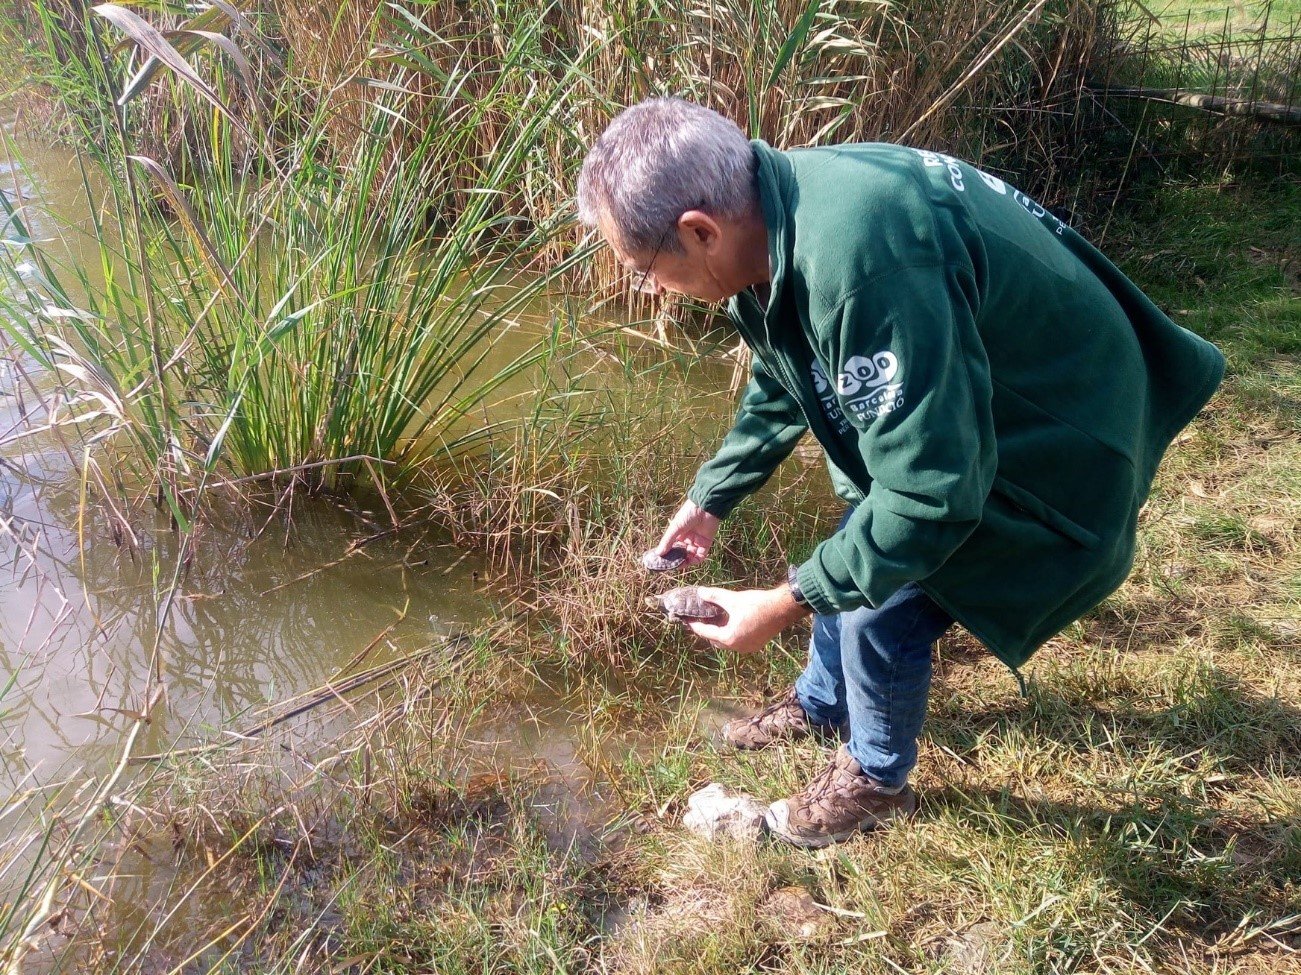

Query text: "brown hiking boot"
[765, 745, 917, 848]
[721, 688, 847, 750]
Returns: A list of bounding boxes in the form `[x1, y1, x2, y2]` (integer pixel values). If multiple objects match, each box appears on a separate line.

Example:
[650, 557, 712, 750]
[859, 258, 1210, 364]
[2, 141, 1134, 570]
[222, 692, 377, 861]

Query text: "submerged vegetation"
[0, 0, 1297, 972]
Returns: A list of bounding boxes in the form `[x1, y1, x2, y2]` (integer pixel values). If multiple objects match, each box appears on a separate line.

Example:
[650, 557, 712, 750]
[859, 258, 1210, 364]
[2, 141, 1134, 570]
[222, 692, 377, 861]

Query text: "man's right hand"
[656, 499, 721, 567]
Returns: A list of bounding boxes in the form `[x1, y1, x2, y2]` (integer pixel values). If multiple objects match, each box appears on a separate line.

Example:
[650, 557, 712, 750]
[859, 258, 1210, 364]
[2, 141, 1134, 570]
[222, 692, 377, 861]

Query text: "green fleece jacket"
[687, 141, 1225, 670]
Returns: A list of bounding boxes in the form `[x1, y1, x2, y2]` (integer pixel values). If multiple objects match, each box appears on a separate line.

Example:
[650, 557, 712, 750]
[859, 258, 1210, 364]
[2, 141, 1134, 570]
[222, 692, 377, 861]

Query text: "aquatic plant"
[0, 2, 592, 526]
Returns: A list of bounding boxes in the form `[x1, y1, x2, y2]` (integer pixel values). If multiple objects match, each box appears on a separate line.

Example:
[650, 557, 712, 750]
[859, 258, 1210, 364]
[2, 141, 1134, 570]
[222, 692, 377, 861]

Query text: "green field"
[1147, 0, 1301, 35]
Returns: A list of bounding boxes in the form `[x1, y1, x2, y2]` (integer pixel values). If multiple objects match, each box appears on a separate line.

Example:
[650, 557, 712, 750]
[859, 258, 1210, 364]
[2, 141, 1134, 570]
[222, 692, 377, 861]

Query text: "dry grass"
[421, 363, 834, 665]
[250, 0, 1125, 206]
[3, 0, 1149, 303]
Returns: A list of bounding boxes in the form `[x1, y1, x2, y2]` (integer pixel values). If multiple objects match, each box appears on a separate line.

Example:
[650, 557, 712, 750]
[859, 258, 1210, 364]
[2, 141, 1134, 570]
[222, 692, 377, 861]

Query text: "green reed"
[0, 1, 591, 523]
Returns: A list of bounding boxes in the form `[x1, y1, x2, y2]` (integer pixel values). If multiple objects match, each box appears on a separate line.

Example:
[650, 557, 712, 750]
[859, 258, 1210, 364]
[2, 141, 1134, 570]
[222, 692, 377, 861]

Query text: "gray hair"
[577, 98, 758, 254]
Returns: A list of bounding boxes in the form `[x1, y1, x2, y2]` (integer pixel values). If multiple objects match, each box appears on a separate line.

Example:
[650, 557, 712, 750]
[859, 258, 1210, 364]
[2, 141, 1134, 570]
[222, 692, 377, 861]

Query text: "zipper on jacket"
[744, 288, 818, 434]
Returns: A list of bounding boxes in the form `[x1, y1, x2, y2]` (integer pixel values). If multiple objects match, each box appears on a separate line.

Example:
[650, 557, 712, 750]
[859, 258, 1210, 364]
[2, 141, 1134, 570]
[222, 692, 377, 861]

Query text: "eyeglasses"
[630, 228, 670, 296]
[626, 201, 704, 296]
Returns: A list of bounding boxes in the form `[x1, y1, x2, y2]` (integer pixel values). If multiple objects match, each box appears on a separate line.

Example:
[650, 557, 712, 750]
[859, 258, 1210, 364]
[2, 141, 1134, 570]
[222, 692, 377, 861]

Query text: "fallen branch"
[257, 528, 397, 597]
[1093, 86, 1301, 125]
[129, 635, 468, 764]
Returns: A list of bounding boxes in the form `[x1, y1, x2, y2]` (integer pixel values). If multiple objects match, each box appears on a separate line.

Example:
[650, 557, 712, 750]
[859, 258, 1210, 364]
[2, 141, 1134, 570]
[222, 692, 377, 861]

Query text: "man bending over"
[576, 98, 1224, 848]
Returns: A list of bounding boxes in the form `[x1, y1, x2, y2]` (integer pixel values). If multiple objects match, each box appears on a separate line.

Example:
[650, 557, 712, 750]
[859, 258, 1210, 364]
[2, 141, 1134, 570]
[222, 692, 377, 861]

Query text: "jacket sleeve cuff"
[796, 561, 866, 617]
[686, 484, 736, 521]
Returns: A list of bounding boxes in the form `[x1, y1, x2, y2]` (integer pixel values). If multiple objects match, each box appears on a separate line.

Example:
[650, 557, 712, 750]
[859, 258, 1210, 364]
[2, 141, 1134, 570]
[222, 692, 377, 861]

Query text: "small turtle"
[645, 586, 726, 624]
[641, 546, 689, 572]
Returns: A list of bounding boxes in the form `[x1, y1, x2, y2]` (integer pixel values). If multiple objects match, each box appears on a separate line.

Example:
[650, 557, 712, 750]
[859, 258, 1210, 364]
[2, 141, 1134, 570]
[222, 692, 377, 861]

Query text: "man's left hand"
[686, 585, 811, 653]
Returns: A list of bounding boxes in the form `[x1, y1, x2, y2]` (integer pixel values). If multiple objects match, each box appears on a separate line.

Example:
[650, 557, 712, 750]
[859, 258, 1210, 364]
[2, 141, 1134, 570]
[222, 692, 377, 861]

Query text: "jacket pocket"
[992, 476, 1101, 550]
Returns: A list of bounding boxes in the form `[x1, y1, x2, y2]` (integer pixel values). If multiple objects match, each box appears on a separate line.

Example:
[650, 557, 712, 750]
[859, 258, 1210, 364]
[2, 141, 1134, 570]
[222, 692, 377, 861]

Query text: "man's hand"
[686, 584, 811, 654]
[656, 499, 720, 566]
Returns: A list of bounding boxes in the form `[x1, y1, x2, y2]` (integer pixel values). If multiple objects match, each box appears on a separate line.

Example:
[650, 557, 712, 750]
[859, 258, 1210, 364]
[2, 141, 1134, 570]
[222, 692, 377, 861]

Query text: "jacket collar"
[753, 139, 792, 303]
[732, 140, 793, 345]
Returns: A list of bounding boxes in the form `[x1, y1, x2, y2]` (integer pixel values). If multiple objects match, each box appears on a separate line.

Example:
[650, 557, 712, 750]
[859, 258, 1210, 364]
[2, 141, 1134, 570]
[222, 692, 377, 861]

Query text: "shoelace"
[753, 691, 804, 731]
[803, 752, 854, 812]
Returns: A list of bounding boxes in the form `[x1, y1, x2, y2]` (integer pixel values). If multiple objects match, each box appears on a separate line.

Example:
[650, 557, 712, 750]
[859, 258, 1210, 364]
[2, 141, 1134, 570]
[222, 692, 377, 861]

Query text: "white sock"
[869, 779, 905, 794]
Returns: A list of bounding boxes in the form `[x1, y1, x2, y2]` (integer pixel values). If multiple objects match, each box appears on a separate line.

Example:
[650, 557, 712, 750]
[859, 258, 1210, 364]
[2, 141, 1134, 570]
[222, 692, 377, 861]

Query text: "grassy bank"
[18, 175, 1297, 974]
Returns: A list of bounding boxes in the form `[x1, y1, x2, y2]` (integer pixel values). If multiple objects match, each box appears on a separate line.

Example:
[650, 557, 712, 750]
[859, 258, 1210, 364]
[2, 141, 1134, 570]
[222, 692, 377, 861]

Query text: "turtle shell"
[641, 546, 689, 572]
[645, 587, 726, 623]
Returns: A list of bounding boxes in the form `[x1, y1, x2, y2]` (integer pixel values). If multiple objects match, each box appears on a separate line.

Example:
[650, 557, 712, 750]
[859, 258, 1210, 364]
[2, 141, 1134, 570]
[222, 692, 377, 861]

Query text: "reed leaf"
[92, 4, 243, 121]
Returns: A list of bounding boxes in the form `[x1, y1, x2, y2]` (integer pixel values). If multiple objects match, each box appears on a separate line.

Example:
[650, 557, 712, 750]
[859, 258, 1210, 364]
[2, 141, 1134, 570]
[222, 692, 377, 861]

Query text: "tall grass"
[0, 2, 595, 524]
[272, 0, 1130, 300]
[0, 0, 1165, 524]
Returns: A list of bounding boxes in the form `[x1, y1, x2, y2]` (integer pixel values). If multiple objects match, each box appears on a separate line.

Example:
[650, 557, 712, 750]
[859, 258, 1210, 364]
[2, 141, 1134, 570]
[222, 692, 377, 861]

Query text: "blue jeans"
[794, 514, 954, 788]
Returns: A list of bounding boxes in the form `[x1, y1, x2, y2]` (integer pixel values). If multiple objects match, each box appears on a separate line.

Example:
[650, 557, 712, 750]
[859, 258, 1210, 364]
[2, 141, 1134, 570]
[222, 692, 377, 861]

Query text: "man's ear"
[678, 210, 721, 249]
